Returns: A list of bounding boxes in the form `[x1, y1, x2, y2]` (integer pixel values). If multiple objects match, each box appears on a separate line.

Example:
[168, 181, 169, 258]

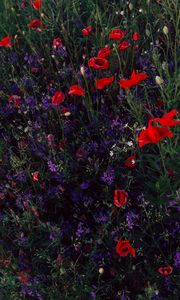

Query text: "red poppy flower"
[8, 95, 21, 108]
[124, 155, 136, 168]
[114, 190, 128, 207]
[61, 106, 71, 116]
[29, 19, 44, 30]
[68, 85, 85, 96]
[88, 57, 109, 69]
[109, 29, 126, 40]
[118, 69, 149, 90]
[138, 120, 174, 148]
[53, 38, 62, 47]
[0, 36, 12, 48]
[30, 0, 42, 10]
[47, 134, 54, 146]
[157, 99, 164, 110]
[57, 140, 66, 151]
[118, 40, 130, 51]
[133, 32, 140, 41]
[18, 270, 31, 283]
[32, 171, 39, 182]
[96, 76, 114, 89]
[154, 109, 180, 127]
[97, 46, 111, 58]
[82, 25, 92, 36]
[52, 91, 65, 106]
[116, 239, 136, 257]
[158, 266, 173, 276]
[166, 169, 174, 176]
[76, 148, 85, 159]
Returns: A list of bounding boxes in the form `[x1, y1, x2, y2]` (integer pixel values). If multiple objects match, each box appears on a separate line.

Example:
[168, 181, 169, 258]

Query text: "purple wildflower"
[172, 222, 180, 236]
[110, 117, 124, 129]
[90, 291, 96, 298]
[76, 222, 84, 238]
[41, 96, 51, 110]
[164, 277, 172, 292]
[11, 82, 20, 94]
[47, 160, 58, 173]
[96, 213, 108, 223]
[101, 167, 115, 185]
[174, 251, 180, 269]
[15, 171, 27, 183]
[117, 93, 125, 101]
[121, 291, 130, 300]
[49, 232, 55, 241]
[126, 210, 139, 229]
[80, 181, 90, 190]
[25, 96, 36, 108]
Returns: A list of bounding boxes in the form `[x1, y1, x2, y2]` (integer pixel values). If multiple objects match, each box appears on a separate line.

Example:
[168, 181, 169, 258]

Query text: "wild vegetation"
[0, 0, 179, 299]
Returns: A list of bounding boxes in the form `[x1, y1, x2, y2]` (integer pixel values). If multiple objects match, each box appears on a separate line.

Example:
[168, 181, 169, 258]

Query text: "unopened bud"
[129, 3, 133, 10]
[99, 267, 104, 274]
[163, 26, 169, 35]
[145, 29, 150, 37]
[155, 76, 164, 85]
[80, 66, 86, 76]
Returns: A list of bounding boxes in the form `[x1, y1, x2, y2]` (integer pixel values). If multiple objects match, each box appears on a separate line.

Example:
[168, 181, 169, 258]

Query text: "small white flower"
[129, 3, 133, 10]
[127, 141, 133, 147]
[162, 61, 168, 70]
[110, 151, 114, 157]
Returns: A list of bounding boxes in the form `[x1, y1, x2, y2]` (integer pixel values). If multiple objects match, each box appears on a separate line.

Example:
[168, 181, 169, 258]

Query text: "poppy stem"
[82, 74, 96, 120]
[158, 143, 167, 173]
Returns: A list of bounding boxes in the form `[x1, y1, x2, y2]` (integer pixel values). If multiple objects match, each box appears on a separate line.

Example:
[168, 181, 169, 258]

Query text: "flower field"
[0, 0, 179, 299]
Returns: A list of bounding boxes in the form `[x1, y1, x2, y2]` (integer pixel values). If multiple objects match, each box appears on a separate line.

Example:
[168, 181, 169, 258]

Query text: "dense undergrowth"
[0, 0, 179, 299]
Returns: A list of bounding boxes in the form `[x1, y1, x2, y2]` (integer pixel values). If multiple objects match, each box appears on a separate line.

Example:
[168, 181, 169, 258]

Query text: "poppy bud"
[163, 26, 169, 35]
[32, 171, 39, 182]
[133, 32, 140, 41]
[47, 134, 54, 145]
[114, 190, 128, 207]
[129, 3, 133, 10]
[162, 61, 168, 70]
[98, 267, 104, 274]
[80, 66, 86, 76]
[155, 76, 164, 85]
[145, 29, 150, 37]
